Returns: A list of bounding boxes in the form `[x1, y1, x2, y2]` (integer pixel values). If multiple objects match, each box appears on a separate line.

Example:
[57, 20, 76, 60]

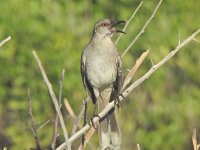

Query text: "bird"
[81, 19, 125, 150]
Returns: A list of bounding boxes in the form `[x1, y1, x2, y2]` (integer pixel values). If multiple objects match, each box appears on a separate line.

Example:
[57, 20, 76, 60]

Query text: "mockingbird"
[81, 19, 125, 150]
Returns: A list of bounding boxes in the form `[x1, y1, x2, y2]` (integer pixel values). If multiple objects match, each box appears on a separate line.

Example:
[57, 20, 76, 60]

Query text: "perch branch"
[122, 0, 163, 57]
[27, 88, 41, 150]
[32, 51, 71, 150]
[0, 36, 11, 47]
[77, 50, 149, 149]
[115, 1, 143, 45]
[56, 29, 200, 150]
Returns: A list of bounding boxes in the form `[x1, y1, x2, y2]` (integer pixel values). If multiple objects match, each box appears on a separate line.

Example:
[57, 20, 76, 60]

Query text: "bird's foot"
[89, 114, 100, 129]
[114, 95, 123, 111]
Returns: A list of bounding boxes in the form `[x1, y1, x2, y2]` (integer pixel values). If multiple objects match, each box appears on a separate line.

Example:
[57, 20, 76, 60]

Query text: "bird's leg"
[89, 103, 100, 129]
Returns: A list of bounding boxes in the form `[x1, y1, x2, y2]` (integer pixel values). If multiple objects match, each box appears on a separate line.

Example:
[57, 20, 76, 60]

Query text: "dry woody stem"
[27, 88, 41, 150]
[32, 51, 71, 150]
[0, 36, 11, 47]
[51, 69, 65, 150]
[122, 0, 163, 57]
[115, 1, 143, 45]
[56, 29, 200, 150]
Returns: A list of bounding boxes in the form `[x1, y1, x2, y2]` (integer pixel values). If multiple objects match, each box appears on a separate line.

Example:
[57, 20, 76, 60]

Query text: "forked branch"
[122, 0, 163, 57]
[56, 29, 200, 150]
[32, 51, 71, 150]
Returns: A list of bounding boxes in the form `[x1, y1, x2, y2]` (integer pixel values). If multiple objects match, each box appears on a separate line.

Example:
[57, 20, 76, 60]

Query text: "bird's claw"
[89, 115, 100, 129]
[114, 96, 122, 111]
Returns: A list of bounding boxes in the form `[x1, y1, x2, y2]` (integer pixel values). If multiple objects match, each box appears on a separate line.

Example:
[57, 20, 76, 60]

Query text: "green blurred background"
[0, 0, 200, 149]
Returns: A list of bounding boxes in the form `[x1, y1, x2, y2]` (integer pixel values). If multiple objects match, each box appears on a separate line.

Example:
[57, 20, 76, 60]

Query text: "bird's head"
[93, 19, 126, 38]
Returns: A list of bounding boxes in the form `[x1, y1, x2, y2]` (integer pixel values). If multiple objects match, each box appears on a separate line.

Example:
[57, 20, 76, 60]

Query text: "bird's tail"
[98, 88, 121, 150]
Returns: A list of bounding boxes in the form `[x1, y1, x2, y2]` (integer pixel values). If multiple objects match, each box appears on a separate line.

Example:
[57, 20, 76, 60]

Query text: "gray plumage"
[81, 19, 125, 150]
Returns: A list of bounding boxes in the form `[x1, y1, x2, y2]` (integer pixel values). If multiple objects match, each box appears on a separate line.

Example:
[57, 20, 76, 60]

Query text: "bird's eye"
[102, 23, 107, 26]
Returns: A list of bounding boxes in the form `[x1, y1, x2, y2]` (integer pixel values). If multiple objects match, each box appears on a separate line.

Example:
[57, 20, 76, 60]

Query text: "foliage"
[0, 0, 199, 149]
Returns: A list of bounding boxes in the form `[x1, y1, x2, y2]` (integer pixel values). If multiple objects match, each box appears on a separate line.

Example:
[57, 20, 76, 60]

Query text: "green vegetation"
[0, 0, 199, 149]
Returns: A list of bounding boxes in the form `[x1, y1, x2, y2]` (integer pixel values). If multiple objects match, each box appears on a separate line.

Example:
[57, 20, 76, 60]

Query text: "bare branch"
[122, 0, 163, 57]
[137, 144, 141, 150]
[3, 147, 7, 150]
[71, 97, 90, 136]
[192, 129, 200, 150]
[77, 126, 96, 150]
[0, 36, 11, 47]
[38, 120, 51, 131]
[56, 29, 200, 150]
[64, 98, 76, 119]
[115, 1, 143, 45]
[32, 51, 71, 150]
[27, 88, 41, 150]
[51, 69, 65, 150]
[122, 50, 149, 90]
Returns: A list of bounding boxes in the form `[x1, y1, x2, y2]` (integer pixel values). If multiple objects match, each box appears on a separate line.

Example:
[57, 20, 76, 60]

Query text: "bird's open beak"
[111, 20, 126, 34]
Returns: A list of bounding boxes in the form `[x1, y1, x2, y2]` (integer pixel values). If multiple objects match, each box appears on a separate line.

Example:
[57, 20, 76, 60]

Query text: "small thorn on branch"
[178, 32, 181, 45]
[150, 58, 155, 67]
[193, 38, 200, 43]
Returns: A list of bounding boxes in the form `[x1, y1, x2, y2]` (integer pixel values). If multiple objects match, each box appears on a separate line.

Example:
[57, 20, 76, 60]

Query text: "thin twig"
[71, 97, 90, 136]
[65, 98, 95, 149]
[64, 98, 76, 119]
[38, 120, 51, 131]
[80, 99, 88, 149]
[27, 88, 41, 150]
[0, 36, 11, 47]
[51, 69, 65, 150]
[137, 144, 141, 150]
[32, 51, 71, 150]
[115, 1, 143, 45]
[122, 0, 163, 57]
[122, 50, 149, 90]
[78, 126, 96, 150]
[56, 29, 200, 150]
[192, 129, 200, 150]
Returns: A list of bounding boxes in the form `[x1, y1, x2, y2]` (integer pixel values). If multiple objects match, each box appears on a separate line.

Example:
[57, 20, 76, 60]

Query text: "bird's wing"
[81, 50, 96, 104]
[110, 51, 123, 102]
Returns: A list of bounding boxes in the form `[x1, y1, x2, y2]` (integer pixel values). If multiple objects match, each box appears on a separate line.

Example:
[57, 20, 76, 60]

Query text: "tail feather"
[98, 88, 121, 150]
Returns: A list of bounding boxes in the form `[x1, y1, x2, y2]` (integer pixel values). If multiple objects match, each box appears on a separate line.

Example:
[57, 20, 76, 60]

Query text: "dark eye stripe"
[96, 23, 109, 28]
